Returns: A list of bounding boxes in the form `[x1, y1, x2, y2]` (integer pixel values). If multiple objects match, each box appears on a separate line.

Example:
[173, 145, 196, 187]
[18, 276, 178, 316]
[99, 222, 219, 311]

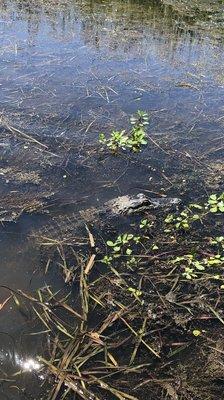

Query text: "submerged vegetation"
[9, 191, 222, 400]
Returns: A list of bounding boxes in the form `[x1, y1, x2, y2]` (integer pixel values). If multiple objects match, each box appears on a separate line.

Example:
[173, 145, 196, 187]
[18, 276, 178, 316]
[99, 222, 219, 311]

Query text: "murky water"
[0, 0, 223, 398]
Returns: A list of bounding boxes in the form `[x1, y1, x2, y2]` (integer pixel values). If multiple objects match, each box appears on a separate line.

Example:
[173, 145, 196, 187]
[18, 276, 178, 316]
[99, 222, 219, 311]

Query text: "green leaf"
[113, 246, 121, 253]
[190, 204, 203, 210]
[99, 133, 106, 143]
[107, 241, 115, 247]
[126, 248, 132, 255]
[218, 203, 224, 212]
[165, 214, 173, 223]
[193, 261, 205, 271]
[207, 258, 221, 265]
[127, 234, 134, 241]
[192, 214, 200, 220]
[192, 330, 201, 337]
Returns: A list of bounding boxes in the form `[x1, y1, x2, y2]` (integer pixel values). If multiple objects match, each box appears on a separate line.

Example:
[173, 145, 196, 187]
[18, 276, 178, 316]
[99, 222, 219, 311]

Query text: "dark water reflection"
[0, 0, 223, 398]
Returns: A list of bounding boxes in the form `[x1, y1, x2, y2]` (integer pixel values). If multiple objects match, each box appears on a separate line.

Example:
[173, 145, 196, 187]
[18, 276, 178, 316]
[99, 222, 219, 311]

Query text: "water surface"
[0, 0, 223, 398]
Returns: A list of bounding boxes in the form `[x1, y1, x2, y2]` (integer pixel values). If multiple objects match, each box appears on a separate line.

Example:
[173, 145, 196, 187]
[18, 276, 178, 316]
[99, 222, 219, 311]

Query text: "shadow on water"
[0, 0, 223, 398]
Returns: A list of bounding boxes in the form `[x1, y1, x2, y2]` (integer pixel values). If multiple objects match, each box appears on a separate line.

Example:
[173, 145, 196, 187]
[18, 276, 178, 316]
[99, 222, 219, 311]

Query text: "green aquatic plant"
[99, 130, 128, 152]
[101, 193, 224, 285]
[107, 233, 134, 252]
[130, 110, 149, 127]
[103, 232, 142, 260]
[206, 193, 224, 213]
[172, 254, 205, 280]
[126, 126, 148, 152]
[99, 111, 149, 153]
[101, 255, 113, 265]
[210, 236, 224, 249]
[171, 246, 224, 280]
[128, 287, 143, 304]
[139, 218, 153, 229]
[164, 192, 224, 231]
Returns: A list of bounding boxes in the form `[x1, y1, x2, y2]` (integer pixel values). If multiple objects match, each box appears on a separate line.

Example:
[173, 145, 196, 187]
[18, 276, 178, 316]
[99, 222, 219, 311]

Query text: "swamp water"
[0, 0, 223, 399]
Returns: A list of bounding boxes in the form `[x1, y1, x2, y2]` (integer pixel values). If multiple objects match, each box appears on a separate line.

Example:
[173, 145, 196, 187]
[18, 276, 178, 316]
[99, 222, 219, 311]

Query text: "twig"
[3, 121, 48, 149]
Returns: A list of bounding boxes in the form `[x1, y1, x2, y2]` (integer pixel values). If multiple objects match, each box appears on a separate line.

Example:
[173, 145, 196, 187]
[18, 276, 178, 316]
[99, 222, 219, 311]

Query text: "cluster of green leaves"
[164, 192, 224, 231]
[102, 233, 141, 265]
[172, 251, 224, 280]
[164, 194, 224, 281]
[130, 110, 149, 127]
[127, 287, 143, 304]
[101, 217, 156, 266]
[170, 233, 224, 280]
[172, 255, 205, 279]
[139, 218, 154, 230]
[210, 236, 224, 248]
[101, 194, 223, 290]
[207, 193, 224, 213]
[101, 231, 147, 306]
[99, 110, 149, 153]
[164, 209, 199, 230]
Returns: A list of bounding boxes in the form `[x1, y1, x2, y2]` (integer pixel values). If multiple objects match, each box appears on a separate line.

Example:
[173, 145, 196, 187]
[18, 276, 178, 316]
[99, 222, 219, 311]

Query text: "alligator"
[106, 193, 181, 215]
[32, 193, 181, 244]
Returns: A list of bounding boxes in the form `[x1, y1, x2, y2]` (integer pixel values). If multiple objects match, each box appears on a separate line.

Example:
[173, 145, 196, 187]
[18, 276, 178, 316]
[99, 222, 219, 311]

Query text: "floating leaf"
[193, 330, 201, 337]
